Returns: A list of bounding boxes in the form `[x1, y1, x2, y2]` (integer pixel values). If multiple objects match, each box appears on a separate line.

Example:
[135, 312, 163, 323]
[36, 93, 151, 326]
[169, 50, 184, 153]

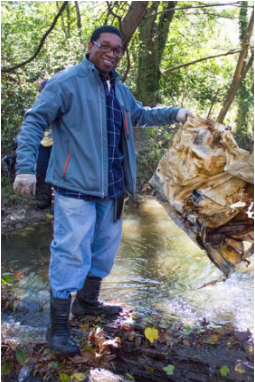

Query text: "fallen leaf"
[235, 361, 245, 373]
[159, 331, 173, 343]
[220, 365, 230, 377]
[59, 375, 69, 382]
[145, 327, 159, 344]
[89, 327, 106, 353]
[14, 272, 24, 281]
[126, 372, 135, 380]
[13, 300, 18, 312]
[145, 367, 154, 374]
[103, 337, 121, 348]
[15, 347, 27, 365]
[204, 334, 219, 345]
[72, 349, 95, 365]
[123, 317, 134, 330]
[70, 373, 86, 381]
[135, 336, 142, 347]
[25, 226, 36, 231]
[183, 339, 191, 347]
[79, 323, 90, 331]
[244, 341, 254, 357]
[163, 364, 174, 376]
[2, 275, 14, 284]
[82, 344, 93, 350]
[1, 360, 14, 375]
[128, 331, 137, 341]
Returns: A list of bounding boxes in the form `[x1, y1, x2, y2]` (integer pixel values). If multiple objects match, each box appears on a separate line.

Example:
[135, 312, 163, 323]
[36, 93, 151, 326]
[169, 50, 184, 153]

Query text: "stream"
[2, 196, 254, 345]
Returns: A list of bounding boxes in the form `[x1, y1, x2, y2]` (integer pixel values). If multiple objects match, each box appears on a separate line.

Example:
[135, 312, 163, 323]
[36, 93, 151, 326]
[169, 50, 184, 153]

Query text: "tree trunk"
[217, 9, 254, 123]
[75, 1, 81, 29]
[66, 1, 71, 38]
[136, 1, 177, 106]
[235, 2, 251, 141]
[121, 1, 149, 50]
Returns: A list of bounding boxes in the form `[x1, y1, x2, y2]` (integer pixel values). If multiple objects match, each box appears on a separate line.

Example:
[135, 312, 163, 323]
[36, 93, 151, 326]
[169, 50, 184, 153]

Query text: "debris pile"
[149, 116, 254, 274]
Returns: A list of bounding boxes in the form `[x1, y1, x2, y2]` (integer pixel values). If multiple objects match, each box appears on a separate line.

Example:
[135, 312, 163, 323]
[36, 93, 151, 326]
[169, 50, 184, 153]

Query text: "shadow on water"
[1, 196, 254, 344]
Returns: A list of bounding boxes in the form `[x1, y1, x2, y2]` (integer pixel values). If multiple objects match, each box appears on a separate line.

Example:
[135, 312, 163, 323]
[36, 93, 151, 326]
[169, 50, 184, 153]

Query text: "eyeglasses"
[92, 41, 124, 58]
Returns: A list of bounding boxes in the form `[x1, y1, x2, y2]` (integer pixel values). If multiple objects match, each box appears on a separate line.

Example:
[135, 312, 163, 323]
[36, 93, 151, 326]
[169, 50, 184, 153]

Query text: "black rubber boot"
[46, 293, 80, 356]
[72, 275, 123, 317]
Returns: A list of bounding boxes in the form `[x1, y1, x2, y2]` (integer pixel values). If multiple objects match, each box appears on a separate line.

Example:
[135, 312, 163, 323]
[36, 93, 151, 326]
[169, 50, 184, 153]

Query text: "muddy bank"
[1, 306, 254, 382]
[1, 194, 142, 236]
[1, 203, 53, 236]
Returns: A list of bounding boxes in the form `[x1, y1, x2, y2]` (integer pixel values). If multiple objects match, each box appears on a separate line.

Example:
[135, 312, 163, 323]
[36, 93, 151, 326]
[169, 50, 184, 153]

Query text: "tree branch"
[145, 2, 249, 19]
[217, 51, 254, 122]
[106, 1, 122, 31]
[57, 1, 67, 39]
[1, 1, 68, 73]
[207, 88, 221, 118]
[163, 49, 242, 74]
[217, 9, 254, 122]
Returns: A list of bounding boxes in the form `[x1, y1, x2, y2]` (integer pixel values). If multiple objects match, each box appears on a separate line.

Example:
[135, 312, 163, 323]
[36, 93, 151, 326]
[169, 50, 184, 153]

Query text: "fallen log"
[148, 116, 254, 274]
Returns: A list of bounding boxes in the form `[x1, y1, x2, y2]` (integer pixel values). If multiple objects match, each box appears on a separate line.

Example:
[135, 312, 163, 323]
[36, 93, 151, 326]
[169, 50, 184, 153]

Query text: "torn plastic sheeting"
[148, 116, 254, 274]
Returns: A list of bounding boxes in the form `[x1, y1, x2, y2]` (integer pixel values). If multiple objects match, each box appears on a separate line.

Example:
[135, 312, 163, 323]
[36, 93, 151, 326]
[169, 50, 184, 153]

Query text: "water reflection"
[2, 197, 254, 333]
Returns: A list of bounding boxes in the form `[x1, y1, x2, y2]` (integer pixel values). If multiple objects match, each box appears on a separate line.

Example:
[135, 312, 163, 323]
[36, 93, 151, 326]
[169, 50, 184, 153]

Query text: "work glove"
[176, 108, 193, 123]
[13, 174, 36, 198]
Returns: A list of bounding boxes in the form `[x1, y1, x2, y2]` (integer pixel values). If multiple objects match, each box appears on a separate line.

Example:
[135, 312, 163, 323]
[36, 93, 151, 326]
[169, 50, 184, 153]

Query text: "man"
[14, 26, 193, 356]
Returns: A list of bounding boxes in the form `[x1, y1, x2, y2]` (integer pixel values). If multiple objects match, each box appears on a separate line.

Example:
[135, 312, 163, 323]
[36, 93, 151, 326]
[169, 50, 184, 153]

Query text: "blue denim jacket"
[16, 55, 180, 197]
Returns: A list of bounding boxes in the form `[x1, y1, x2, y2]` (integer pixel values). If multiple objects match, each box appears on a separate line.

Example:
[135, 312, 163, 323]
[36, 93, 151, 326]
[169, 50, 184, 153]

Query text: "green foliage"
[234, 3, 254, 148]
[163, 364, 175, 375]
[1, 360, 14, 375]
[1, 0, 254, 187]
[60, 375, 69, 382]
[2, 274, 14, 284]
[1, 1, 107, 149]
[220, 365, 230, 377]
[15, 347, 27, 365]
[1, 175, 24, 206]
[136, 126, 176, 188]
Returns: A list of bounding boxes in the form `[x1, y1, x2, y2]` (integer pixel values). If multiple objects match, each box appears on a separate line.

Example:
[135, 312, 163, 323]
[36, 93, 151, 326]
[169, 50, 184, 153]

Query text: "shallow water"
[2, 197, 254, 341]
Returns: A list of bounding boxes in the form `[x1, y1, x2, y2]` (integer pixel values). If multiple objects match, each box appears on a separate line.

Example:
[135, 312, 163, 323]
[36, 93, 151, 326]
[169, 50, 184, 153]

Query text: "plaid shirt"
[55, 72, 125, 200]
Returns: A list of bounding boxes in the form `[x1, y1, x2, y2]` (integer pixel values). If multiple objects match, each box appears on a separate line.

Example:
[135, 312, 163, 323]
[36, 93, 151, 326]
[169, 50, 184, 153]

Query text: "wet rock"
[17, 365, 33, 382]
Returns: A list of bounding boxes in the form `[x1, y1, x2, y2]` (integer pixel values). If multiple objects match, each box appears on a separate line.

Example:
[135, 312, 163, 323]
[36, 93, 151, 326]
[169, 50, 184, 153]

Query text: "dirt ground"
[1, 289, 254, 382]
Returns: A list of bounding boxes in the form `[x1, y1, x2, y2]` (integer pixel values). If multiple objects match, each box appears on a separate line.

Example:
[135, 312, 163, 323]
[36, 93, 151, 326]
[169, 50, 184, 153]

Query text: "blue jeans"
[49, 191, 123, 298]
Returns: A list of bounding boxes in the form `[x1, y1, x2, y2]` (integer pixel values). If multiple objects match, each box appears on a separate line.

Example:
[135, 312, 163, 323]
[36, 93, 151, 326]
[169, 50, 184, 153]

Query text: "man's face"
[88, 32, 123, 77]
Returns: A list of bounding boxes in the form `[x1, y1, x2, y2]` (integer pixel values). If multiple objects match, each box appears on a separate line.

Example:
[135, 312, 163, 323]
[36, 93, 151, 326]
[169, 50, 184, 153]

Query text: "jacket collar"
[80, 53, 120, 82]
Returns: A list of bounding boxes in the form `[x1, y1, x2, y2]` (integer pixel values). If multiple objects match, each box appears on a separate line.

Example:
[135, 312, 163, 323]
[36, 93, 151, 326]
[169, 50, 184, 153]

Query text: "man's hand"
[176, 109, 193, 123]
[13, 174, 36, 197]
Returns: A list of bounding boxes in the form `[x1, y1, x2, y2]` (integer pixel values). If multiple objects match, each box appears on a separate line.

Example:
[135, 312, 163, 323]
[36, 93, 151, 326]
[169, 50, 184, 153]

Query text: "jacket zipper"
[124, 113, 130, 139]
[63, 153, 70, 178]
[99, 87, 104, 198]
[120, 107, 135, 195]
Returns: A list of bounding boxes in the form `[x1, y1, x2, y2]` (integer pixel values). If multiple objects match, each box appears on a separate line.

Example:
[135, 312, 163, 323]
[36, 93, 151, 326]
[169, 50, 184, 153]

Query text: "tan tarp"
[148, 116, 254, 274]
